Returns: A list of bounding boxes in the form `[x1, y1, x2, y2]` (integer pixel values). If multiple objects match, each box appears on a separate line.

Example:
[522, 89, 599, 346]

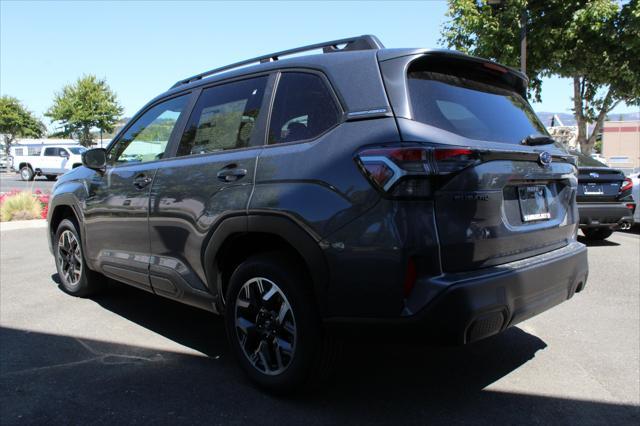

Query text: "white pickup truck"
[10, 145, 87, 181]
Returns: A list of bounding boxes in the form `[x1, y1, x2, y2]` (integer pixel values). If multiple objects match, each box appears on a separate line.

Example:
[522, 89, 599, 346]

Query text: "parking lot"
[0, 225, 638, 425]
[0, 172, 56, 194]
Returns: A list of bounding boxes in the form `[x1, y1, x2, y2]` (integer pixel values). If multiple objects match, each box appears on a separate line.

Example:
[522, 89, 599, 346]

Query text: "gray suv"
[47, 35, 588, 392]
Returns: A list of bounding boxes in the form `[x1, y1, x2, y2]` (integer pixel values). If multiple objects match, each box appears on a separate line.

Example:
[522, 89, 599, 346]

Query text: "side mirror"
[82, 148, 107, 170]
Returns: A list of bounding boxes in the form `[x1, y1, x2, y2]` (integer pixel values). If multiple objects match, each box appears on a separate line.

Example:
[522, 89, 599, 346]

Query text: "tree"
[46, 75, 123, 146]
[0, 96, 45, 156]
[441, 0, 640, 154]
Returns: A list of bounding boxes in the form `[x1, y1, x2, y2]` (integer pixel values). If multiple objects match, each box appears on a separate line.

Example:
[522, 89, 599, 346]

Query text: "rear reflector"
[403, 257, 417, 298]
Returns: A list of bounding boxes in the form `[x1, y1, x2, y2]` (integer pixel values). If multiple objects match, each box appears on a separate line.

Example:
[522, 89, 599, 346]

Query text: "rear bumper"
[326, 241, 588, 345]
[578, 202, 631, 228]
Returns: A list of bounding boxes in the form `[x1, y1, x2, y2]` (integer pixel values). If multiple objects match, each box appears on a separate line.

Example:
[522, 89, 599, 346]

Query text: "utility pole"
[488, 0, 528, 75]
[520, 10, 527, 74]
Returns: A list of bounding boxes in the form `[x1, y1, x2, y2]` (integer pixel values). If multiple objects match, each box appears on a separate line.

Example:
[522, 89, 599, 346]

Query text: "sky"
[1, 0, 637, 130]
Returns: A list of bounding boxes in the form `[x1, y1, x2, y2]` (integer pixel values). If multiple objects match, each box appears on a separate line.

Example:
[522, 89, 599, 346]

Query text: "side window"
[268, 73, 340, 144]
[44, 147, 58, 156]
[107, 95, 189, 165]
[177, 77, 267, 156]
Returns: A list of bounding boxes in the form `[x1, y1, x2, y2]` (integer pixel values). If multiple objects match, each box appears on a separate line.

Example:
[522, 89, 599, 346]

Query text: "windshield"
[68, 147, 87, 155]
[407, 70, 548, 144]
[570, 151, 608, 167]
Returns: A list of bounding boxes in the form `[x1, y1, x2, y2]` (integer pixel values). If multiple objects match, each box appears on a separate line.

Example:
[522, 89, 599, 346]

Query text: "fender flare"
[202, 212, 329, 314]
[48, 191, 86, 255]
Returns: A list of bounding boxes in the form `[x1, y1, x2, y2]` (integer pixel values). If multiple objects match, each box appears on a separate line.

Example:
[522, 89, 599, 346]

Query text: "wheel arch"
[48, 194, 85, 258]
[203, 213, 329, 315]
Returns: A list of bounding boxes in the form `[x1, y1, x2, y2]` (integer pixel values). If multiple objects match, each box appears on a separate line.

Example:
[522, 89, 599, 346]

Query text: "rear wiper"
[521, 135, 556, 146]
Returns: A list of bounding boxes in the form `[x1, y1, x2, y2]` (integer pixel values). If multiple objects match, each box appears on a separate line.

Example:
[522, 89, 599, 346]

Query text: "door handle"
[133, 174, 153, 189]
[217, 166, 247, 182]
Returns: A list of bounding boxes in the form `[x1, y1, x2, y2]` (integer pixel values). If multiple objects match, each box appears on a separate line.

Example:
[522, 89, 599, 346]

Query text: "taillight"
[620, 178, 633, 192]
[403, 257, 417, 298]
[356, 146, 480, 198]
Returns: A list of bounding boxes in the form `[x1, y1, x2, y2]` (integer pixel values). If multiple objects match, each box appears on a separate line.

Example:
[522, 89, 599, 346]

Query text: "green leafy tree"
[46, 75, 123, 146]
[441, 0, 640, 154]
[0, 96, 45, 156]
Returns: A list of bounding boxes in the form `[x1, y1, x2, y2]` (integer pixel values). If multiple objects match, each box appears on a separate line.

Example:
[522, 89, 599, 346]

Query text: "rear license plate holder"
[583, 184, 604, 195]
[518, 185, 550, 222]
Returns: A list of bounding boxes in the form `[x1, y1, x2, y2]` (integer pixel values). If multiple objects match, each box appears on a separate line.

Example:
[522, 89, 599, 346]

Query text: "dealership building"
[601, 120, 640, 173]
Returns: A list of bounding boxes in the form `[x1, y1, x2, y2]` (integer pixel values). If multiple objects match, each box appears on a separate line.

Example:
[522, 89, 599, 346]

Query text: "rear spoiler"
[378, 48, 528, 98]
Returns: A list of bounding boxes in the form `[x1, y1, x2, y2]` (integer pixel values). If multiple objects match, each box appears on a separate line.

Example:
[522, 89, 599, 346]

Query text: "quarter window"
[107, 95, 188, 165]
[177, 77, 267, 156]
[268, 73, 340, 144]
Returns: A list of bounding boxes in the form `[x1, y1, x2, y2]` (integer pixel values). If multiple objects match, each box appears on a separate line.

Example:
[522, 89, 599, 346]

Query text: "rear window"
[407, 61, 547, 144]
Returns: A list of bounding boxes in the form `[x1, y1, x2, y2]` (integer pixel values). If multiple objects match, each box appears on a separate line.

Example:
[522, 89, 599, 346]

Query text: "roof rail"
[170, 35, 384, 89]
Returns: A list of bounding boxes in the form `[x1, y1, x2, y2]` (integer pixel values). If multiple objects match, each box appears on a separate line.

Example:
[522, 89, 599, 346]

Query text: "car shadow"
[10, 277, 639, 425]
[54, 273, 547, 392]
[621, 227, 640, 235]
[51, 273, 224, 357]
[577, 236, 620, 247]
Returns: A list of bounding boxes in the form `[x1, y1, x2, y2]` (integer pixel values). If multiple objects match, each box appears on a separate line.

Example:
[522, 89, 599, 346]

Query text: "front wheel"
[224, 253, 335, 393]
[54, 219, 104, 297]
[20, 166, 34, 181]
[582, 228, 613, 240]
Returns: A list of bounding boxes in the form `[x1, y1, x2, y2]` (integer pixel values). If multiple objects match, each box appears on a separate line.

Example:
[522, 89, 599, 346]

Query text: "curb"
[0, 219, 47, 232]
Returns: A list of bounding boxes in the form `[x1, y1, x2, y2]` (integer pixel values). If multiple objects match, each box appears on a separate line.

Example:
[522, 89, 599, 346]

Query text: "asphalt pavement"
[0, 225, 638, 425]
[0, 172, 56, 194]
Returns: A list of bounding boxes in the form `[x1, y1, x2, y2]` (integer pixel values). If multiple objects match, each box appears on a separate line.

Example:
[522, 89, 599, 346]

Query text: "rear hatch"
[379, 53, 579, 272]
[571, 152, 626, 202]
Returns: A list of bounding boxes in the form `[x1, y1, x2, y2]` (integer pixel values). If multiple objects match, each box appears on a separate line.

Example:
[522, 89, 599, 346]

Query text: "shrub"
[34, 189, 50, 218]
[0, 191, 43, 222]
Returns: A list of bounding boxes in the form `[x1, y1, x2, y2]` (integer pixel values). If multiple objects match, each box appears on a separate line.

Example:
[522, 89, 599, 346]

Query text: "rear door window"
[177, 76, 267, 156]
[407, 60, 547, 144]
[268, 73, 340, 144]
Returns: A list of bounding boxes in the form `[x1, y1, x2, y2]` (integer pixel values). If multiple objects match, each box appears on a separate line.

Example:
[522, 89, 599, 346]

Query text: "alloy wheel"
[234, 277, 297, 375]
[57, 230, 82, 287]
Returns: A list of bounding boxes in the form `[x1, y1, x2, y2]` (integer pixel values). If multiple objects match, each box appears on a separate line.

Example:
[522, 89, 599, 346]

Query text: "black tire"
[53, 218, 104, 297]
[582, 228, 613, 240]
[20, 166, 34, 181]
[224, 253, 335, 393]
[45, 175, 57, 181]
